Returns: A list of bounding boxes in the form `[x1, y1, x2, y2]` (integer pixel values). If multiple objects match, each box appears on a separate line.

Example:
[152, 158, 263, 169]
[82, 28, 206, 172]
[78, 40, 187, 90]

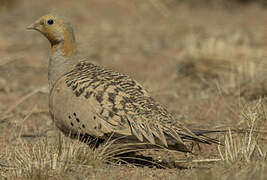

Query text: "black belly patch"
[78, 133, 105, 148]
[68, 112, 82, 128]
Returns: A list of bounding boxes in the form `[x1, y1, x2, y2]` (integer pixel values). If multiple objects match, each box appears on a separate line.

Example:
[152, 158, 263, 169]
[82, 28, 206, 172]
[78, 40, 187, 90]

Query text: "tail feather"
[181, 129, 227, 145]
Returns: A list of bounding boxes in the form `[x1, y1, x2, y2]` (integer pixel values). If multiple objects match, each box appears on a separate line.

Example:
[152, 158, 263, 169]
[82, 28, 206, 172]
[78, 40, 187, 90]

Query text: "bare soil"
[0, 0, 267, 179]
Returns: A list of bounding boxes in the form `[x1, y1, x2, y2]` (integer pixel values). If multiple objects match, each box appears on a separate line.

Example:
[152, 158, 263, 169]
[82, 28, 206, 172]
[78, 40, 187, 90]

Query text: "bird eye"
[47, 19, 54, 25]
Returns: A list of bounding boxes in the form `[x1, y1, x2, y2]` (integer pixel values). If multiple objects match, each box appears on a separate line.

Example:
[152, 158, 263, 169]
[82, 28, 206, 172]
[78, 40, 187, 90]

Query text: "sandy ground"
[0, 0, 267, 179]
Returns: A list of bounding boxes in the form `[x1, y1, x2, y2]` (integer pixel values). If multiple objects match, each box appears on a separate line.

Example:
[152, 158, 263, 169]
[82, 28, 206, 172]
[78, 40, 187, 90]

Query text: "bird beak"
[27, 22, 37, 30]
[26, 23, 35, 30]
[26, 20, 41, 30]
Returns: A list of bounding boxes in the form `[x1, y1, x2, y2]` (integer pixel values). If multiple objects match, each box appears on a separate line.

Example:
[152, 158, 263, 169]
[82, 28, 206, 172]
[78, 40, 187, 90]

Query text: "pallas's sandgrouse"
[27, 14, 211, 152]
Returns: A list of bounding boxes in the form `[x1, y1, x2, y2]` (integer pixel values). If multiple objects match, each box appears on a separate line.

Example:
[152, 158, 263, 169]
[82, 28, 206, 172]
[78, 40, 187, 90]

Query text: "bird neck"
[51, 31, 77, 58]
[48, 37, 79, 92]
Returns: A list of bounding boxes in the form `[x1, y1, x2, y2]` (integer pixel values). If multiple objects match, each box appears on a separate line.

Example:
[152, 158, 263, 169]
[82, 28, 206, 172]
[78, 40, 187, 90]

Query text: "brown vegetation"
[0, 0, 267, 179]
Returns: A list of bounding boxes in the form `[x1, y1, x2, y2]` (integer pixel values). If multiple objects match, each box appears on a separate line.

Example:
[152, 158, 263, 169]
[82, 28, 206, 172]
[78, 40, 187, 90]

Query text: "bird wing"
[50, 61, 194, 149]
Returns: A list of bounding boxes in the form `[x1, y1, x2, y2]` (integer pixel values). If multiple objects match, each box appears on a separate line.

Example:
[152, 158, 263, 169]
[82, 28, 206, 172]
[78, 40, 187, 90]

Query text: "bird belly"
[49, 77, 105, 138]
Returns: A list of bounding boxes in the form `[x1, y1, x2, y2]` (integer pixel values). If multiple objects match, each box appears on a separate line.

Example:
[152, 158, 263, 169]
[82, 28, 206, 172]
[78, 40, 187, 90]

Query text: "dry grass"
[1, 0, 267, 179]
[218, 99, 267, 164]
[4, 136, 107, 179]
[176, 31, 267, 99]
[0, 134, 156, 179]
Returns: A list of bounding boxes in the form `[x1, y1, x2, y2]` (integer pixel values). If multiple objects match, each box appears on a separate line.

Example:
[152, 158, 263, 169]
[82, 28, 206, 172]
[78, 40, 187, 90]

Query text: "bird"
[27, 14, 216, 152]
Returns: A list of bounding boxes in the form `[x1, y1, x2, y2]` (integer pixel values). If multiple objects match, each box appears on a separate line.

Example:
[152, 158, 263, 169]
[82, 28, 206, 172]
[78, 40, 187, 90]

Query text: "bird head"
[27, 14, 76, 56]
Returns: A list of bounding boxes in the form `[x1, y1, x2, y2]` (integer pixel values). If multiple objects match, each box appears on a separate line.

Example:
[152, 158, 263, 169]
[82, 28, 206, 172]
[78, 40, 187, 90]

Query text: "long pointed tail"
[181, 129, 228, 145]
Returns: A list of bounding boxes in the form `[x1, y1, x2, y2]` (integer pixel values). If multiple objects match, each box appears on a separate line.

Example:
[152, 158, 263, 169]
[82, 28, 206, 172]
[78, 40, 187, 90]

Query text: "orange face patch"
[29, 14, 76, 58]
[50, 29, 75, 57]
[61, 29, 75, 57]
[42, 28, 60, 45]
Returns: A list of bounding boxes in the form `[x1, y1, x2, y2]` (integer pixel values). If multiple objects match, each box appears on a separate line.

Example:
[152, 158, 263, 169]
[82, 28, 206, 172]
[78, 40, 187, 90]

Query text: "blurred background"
[1, 0, 267, 148]
[0, 0, 267, 178]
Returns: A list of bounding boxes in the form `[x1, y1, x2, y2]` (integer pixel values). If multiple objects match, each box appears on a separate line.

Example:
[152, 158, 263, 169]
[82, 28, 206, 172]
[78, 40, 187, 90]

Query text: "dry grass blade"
[8, 136, 101, 178]
[175, 158, 221, 163]
[0, 57, 20, 66]
[4, 87, 48, 115]
[148, 0, 170, 17]
[5, 133, 172, 178]
[218, 99, 267, 164]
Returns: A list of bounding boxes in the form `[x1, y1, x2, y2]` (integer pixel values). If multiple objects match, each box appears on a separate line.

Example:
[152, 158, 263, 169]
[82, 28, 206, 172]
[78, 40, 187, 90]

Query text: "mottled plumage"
[28, 14, 213, 152]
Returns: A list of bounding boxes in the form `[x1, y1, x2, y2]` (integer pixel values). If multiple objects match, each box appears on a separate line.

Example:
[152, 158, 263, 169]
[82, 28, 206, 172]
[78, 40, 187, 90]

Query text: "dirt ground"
[0, 0, 267, 179]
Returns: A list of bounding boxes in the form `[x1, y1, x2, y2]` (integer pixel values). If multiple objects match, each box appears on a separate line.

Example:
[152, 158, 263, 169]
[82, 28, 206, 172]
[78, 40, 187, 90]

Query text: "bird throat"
[51, 30, 76, 58]
[48, 31, 78, 92]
